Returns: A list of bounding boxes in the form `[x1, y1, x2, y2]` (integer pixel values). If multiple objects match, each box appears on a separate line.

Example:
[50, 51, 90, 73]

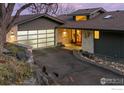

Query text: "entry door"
[71, 30, 82, 46]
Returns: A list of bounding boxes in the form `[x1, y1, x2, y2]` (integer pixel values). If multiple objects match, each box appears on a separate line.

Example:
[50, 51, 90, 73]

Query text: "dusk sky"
[17, 3, 124, 15]
[65, 3, 124, 11]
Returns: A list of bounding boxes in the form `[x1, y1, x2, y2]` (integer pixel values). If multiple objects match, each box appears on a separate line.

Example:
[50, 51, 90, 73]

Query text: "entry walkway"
[63, 44, 82, 50]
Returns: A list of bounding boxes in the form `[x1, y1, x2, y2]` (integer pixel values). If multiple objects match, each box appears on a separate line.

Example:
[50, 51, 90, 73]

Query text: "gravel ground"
[33, 47, 124, 85]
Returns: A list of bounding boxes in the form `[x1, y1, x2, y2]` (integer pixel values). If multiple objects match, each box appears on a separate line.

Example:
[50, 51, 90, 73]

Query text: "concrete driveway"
[33, 48, 123, 85]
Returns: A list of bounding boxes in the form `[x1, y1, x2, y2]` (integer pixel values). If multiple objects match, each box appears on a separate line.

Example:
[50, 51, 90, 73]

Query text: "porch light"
[10, 31, 15, 42]
[63, 31, 67, 37]
[94, 31, 99, 39]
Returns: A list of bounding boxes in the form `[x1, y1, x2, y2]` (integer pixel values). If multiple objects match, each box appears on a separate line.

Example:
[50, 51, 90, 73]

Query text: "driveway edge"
[73, 50, 124, 76]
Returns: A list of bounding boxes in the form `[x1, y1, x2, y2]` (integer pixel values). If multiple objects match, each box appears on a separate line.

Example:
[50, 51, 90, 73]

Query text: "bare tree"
[0, 3, 58, 54]
[28, 3, 58, 15]
[56, 4, 76, 15]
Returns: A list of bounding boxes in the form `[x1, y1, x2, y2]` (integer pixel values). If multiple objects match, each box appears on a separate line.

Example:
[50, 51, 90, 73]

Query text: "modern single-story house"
[6, 7, 124, 58]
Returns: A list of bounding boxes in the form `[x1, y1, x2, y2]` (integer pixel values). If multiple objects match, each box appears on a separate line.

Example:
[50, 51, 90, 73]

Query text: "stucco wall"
[82, 31, 94, 53]
[6, 26, 17, 43]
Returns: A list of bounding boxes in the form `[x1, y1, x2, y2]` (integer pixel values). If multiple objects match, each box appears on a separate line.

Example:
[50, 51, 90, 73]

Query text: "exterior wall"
[82, 31, 94, 53]
[94, 31, 124, 58]
[18, 17, 61, 31]
[6, 26, 17, 43]
[56, 28, 72, 45]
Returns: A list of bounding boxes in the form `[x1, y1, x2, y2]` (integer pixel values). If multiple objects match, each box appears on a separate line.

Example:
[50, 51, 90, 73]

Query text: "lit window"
[75, 16, 87, 21]
[94, 31, 100, 39]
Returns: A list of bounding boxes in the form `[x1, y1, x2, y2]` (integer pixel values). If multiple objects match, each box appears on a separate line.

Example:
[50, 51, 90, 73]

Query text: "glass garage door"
[17, 29, 55, 49]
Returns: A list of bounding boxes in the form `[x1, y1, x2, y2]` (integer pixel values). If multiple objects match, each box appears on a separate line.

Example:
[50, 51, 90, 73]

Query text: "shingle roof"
[58, 11, 124, 31]
[67, 7, 106, 16]
[14, 14, 64, 25]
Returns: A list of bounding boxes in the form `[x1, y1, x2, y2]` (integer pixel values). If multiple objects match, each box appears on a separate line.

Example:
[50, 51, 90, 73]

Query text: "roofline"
[16, 14, 64, 25]
[67, 7, 107, 16]
[56, 27, 124, 32]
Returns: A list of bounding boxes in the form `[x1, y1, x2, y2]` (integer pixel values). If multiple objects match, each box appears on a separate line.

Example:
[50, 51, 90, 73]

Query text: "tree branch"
[7, 3, 33, 32]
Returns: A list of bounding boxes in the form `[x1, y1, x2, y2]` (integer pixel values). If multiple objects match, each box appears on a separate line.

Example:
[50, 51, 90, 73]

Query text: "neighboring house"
[6, 7, 124, 58]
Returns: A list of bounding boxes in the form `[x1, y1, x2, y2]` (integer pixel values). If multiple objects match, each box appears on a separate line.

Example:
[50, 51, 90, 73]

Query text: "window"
[94, 31, 100, 39]
[75, 16, 87, 21]
[104, 15, 112, 19]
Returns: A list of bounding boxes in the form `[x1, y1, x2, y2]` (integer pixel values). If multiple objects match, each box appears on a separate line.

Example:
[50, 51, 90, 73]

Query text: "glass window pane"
[17, 31, 27, 35]
[28, 35, 37, 39]
[38, 43, 46, 48]
[47, 42, 54, 46]
[47, 34, 54, 37]
[38, 38, 46, 43]
[28, 30, 37, 35]
[30, 44, 37, 48]
[38, 34, 46, 38]
[28, 39, 37, 44]
[47, 38, 54, 42]
[47, 29, 54, 33]
[18, 40, 28, 44]
[17, 36, 27, 40]
[38, 30, 46, 34]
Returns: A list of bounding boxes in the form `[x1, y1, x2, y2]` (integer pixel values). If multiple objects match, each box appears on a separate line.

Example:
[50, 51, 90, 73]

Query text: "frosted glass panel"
[17, 36, 27, 40]
[47, 42, 54, 46]
[38, 30, 46, 34]
[28, 39, 37, 44]
[47, 29, 54, 33]
[18, 40, 28, 44]
[18, 31, 27, 35]
[28, 35, 37, 39]
[30, 44, 37, 48]
[38, 38, 46, 43]
[38, 43, 46, 48]
[47, 34, 54, 37]
[28, 30, 37, 35]
[38, 34, 46, 38]
[47, 38, 54, 42]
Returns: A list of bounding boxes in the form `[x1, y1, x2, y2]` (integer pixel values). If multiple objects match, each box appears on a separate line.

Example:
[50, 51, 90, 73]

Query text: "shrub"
[0, 54, 33, 85]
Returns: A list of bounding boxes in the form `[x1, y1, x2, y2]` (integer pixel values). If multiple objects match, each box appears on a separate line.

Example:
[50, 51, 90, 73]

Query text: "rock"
[16, 51, 28, 61]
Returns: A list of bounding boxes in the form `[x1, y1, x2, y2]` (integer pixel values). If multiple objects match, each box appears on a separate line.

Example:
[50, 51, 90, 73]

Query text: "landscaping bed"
[73, 50, 124, 76]
[0, 54, 33, 85]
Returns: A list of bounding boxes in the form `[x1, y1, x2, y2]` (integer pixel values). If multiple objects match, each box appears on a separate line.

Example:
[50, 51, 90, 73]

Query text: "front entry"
[71, 29, 82, 46]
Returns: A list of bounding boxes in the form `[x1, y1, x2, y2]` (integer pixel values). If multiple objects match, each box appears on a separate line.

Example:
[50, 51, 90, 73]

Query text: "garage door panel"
[17, 36, 27, 40]
[17, 29, 54, 49]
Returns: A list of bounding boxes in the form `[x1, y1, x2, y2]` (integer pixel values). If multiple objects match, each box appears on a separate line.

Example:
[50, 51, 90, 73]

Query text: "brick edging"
[73, 50, 124, 76]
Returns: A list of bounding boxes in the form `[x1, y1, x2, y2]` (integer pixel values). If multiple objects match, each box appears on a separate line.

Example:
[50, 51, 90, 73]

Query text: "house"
[6, 7, 124, 58]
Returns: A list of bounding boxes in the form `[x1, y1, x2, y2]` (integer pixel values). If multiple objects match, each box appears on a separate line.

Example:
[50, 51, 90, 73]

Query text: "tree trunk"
[0, 27, 7, 54]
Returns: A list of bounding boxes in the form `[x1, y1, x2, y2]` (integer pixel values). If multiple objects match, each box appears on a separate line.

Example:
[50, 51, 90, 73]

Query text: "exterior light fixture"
[94, 31, 100, 39]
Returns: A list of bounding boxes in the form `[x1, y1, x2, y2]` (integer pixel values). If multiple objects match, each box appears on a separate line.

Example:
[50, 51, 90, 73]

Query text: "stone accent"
[73, 50, 124, 76]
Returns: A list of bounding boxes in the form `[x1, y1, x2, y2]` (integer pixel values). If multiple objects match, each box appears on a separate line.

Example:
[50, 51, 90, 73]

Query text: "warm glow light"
[63, 31, 67, 38]
[10, 31, 15, 42]
[75, 16, 87, 21]
[94, 31, 100, 39]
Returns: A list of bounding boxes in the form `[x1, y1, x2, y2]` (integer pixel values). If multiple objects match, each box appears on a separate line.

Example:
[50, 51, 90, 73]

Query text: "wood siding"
[94, 31, 124, 58]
